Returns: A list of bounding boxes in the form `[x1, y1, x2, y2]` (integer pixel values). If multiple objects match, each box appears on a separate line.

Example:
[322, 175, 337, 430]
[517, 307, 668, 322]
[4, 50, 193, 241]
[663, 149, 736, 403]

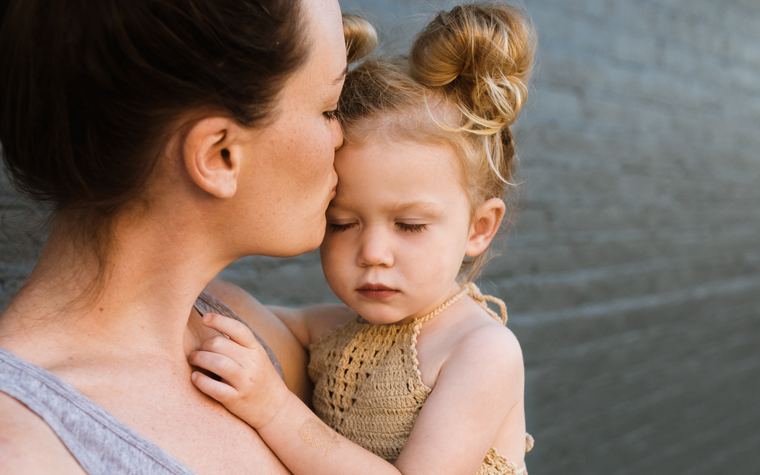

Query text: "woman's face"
[233, 0, 346, 258]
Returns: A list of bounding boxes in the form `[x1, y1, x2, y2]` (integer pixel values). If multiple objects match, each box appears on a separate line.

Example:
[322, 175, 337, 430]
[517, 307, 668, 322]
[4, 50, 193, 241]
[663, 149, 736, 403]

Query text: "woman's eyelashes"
[323, 109, 338, 121]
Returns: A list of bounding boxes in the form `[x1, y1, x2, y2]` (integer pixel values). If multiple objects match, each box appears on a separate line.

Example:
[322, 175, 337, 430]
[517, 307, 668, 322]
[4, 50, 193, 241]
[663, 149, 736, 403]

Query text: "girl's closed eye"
[328, 222, 357, 232]
[323, 109, 338, 121]
[396, 222, 428, 233]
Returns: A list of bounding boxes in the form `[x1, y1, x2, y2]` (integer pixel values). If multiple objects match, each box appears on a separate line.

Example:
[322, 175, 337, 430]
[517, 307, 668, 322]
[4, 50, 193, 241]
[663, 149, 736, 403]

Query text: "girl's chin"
[355, 308, 416, 326]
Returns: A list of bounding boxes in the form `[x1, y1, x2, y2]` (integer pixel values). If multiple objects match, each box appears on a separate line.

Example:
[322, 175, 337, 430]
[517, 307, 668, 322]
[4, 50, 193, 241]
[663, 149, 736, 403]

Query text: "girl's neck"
[0, 212, 228, 367]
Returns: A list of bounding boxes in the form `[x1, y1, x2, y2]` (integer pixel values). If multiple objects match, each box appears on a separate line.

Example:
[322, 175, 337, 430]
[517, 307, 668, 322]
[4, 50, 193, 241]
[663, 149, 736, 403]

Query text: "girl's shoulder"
[418, 299, 523, 390]
[449, 311, 523, 380]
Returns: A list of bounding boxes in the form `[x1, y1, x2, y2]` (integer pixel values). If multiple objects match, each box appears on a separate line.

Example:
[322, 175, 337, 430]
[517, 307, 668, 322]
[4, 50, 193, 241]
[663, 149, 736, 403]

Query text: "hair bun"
[343, 14, 378, 64]
[410, 3, 536, 127]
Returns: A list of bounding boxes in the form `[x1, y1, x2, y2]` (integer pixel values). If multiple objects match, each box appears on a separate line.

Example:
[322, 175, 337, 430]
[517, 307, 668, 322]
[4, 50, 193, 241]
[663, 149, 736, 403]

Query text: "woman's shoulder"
[0, 391, 87, 474]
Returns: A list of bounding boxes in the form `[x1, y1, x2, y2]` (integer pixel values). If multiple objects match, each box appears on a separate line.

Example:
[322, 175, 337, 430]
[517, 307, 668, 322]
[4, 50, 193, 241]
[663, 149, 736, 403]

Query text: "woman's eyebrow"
[332, 66, 348, 85]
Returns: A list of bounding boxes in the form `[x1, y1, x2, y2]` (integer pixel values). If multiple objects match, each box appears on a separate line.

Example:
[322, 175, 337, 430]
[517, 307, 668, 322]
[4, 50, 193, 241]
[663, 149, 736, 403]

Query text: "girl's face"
[320, 137, 475, 325]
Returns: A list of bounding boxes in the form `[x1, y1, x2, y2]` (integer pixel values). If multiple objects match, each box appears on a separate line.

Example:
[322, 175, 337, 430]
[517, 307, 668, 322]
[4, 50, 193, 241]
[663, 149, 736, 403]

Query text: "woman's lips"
[356, 284, 399, 300]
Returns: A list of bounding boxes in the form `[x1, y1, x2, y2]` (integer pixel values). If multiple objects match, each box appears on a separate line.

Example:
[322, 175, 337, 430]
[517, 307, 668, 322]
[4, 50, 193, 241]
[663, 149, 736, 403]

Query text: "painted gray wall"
[1, 0, 759, 473]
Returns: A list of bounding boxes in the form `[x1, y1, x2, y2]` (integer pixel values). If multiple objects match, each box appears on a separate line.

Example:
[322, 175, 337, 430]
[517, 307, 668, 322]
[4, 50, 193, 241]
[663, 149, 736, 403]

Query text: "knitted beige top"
[308, 283, 534, 475]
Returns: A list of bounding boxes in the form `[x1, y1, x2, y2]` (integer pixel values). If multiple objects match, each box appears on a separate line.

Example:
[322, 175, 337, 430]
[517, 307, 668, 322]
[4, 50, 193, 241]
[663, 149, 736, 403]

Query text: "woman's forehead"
[302, 0, 346, 70]
[281, 0, 346, 101]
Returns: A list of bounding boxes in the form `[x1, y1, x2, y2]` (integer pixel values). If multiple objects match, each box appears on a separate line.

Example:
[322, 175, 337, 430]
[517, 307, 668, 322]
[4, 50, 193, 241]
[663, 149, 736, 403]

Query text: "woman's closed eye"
[396, 223, 428, 233]
[323, 109, 338, 121]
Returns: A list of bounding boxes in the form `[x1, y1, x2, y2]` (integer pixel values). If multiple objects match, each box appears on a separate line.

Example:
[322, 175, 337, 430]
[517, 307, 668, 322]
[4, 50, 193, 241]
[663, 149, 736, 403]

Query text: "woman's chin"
[258, 228, 326, 258]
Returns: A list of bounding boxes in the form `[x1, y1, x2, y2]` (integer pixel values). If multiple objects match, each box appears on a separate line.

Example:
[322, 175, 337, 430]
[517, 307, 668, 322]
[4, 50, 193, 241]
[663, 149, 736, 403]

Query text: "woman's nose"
[331, 119, 344, 150]
[357, 228, 393, 267]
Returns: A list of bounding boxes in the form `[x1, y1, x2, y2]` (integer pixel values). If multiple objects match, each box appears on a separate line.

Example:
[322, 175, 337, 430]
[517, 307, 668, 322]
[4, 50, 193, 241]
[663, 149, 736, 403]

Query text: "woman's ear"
[182, 117, 241, 198]
[465, 198, 506, 257]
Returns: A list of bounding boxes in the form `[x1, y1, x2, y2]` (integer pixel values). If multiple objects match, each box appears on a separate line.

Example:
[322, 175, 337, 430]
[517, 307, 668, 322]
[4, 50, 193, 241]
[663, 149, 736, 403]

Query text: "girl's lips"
[356, 285, 399, 300]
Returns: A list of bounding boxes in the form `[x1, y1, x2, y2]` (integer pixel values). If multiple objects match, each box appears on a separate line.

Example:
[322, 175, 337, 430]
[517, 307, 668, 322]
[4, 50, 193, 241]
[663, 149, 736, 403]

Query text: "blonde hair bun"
[410, 3, 536, 128]
[343, 14, 378, 64]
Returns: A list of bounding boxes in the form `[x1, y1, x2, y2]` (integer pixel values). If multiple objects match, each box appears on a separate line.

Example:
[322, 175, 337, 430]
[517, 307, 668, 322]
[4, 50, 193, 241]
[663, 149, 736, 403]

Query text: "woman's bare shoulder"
[0, 392, 86, 474]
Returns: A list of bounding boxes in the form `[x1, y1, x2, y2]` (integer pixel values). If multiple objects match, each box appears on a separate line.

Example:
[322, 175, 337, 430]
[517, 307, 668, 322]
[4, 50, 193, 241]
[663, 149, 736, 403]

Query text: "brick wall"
[2, 0, 759, 473]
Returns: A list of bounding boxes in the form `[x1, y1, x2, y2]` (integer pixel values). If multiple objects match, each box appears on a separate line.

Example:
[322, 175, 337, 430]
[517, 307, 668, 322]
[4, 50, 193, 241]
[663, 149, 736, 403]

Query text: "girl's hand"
[188, 313, 291, 429]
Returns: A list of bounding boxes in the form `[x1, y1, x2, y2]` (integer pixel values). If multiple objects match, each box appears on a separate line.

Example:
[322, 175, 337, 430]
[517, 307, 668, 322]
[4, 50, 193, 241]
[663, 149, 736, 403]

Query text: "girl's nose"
[357, 228, 393, 267]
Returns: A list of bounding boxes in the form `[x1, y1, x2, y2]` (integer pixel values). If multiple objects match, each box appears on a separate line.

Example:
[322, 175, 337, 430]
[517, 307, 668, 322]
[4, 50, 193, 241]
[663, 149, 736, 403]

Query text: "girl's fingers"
[200, 334, 252, 359]
[200, 313, 259, 349]
[189, 349, 242, 383]
[191, 371, 238, 403]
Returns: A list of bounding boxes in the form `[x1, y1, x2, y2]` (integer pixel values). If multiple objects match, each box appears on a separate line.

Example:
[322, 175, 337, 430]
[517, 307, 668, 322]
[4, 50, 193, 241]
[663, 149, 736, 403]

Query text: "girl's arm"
[189, 313, 401, 475]
[394, 325, 526, 473]
[267, 303, 357, 349]
[190, 313, 524, 475]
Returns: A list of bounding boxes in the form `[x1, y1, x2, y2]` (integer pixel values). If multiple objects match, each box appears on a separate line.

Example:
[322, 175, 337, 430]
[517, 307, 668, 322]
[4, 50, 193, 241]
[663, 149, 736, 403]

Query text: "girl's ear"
[182, 117, 241, 198]
[465, 198, 506, 257]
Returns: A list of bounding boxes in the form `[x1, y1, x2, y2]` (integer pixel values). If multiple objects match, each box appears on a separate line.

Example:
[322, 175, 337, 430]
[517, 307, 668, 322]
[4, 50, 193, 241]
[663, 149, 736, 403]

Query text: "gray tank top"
[0, 291, 284, 474]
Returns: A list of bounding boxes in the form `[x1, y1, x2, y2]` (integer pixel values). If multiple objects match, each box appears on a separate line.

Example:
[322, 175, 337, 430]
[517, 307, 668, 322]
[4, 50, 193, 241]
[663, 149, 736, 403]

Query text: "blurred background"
[2, 0, 759, 473]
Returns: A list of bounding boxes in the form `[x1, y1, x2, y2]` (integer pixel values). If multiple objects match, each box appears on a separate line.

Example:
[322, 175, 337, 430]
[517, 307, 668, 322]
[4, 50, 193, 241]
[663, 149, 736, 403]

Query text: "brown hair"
[0, 0, 308, 244]
[338, 3, 536, 279]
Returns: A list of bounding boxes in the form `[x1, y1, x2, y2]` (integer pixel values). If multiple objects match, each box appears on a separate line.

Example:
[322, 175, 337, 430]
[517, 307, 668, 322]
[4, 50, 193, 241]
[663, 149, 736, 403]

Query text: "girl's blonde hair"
[338, 4, 536, 279]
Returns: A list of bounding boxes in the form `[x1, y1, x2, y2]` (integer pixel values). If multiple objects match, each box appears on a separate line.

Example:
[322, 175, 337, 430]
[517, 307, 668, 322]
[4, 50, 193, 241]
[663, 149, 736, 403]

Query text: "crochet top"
[308, 283, 534, 475]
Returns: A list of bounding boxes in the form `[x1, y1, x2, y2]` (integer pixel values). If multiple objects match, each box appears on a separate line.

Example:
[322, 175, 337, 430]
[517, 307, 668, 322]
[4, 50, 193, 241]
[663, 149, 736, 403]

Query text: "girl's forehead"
[336, 137, 455, 172]
[331, 139, 469, 208]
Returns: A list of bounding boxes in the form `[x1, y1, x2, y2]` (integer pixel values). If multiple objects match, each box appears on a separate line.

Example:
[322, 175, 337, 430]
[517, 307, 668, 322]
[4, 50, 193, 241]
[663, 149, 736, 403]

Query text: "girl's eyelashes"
[396, 223, 428, 233]
[327, 222, 428, 233]
[323, 109, 338, 121]
[328, 222, 356, 232]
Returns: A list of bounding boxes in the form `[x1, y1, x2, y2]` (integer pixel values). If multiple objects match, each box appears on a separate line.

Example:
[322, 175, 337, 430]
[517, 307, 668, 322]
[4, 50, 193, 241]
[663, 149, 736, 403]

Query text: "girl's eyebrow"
[327, 200, 440, 214]
[386, 201, 440, 214]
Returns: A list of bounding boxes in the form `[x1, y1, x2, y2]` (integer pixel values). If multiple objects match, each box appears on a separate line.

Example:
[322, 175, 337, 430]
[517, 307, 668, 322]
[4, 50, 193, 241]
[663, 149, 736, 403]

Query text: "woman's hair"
[338, 3, 536, 279]
[0, 0, 308, 238]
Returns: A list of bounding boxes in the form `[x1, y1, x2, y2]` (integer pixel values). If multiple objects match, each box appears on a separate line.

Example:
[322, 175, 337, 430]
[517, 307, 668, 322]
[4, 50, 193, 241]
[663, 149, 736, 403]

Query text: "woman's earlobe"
[465, 198, 506, 257]
[183, 117, 240, 199]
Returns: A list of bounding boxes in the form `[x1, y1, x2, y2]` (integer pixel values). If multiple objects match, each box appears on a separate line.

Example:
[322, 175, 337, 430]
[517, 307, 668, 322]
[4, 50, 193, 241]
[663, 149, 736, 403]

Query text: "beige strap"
[415, 283, 508, 326]
[465, 282, 508, 324]
[415, 286, 470, 325]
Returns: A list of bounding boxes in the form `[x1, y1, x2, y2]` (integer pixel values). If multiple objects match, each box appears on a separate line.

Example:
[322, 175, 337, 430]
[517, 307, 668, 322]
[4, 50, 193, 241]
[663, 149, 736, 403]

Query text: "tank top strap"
[0, 348, 197, 475]
[464, 282, 508, 325]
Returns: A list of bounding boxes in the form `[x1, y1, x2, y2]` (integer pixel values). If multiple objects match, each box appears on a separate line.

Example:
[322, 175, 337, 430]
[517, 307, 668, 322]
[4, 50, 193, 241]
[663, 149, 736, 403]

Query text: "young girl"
[189, 4, 536, 474]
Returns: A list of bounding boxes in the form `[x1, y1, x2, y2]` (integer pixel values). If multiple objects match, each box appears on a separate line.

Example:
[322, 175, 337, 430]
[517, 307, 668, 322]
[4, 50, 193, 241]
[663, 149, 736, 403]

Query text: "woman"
[0, 0, 354, 472]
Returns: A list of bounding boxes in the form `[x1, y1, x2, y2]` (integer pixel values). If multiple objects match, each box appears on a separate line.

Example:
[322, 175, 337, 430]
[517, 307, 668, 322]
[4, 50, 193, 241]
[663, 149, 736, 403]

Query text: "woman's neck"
[0, 212, 229, 367]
